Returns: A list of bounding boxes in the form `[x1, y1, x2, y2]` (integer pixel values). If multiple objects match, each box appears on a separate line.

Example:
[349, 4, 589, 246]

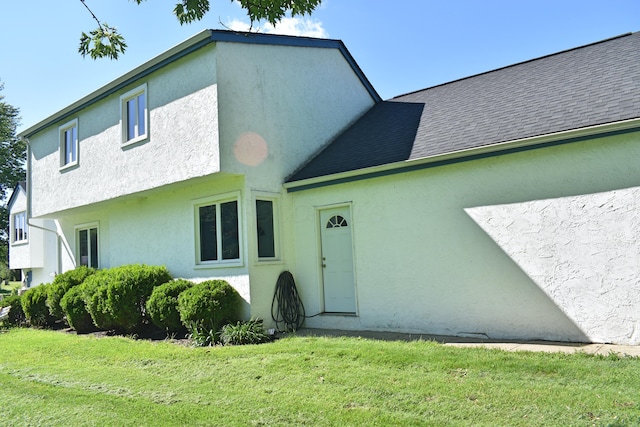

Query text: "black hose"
[271, 271, 306, 332]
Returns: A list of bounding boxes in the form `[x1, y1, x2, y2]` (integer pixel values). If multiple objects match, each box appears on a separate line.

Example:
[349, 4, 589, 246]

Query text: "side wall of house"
[28, 44, 220, 218]
[289, 130, 640, 344]
[8, 189, 58, 287]
[214, 42, 377, 321]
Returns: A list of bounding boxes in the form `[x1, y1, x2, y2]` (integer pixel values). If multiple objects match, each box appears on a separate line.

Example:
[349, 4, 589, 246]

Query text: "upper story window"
[59, 119, 78, 169]
[194, 193, 242, 267]
[120, 84, 148, 146]
[12, 211, 27, 244]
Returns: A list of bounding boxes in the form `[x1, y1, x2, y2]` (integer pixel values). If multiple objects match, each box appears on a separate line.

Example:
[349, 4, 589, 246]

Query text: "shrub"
[146, 279, 193, 333]
[106, 265, 172, 332]
[0, 294, 26, 327]
[47, 266, 96, 321]
[84, 271, 117, 331]
[21, 284, 55, 327]
[60, 284, 95, 333]
[219, 318, 270, 346]
[178, 280, 241, 338]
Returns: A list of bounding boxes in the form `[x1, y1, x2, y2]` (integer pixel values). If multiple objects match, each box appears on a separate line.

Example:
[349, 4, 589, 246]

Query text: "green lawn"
[0, 281, 21, 296]
[0, 328, 638, 426]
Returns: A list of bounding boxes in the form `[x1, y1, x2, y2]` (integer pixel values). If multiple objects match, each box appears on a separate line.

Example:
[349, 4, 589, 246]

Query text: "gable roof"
[287, 32, 640, 186]
[20, 30, 380, 139]
[7, 181, 26, 210]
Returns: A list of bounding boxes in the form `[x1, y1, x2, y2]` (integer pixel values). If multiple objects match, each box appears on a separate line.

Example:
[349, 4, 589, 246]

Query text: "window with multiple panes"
[59, 119, 78, 168]
[256, 198, 277, 259]
[120, 84, 148, 145]
[77, 224, 99, 268]
[196, 195, 241, 265]
[12, 212, 27, 243]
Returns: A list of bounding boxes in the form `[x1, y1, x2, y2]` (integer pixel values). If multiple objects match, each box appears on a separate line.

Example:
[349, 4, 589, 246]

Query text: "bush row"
[14, 264, 248, 344]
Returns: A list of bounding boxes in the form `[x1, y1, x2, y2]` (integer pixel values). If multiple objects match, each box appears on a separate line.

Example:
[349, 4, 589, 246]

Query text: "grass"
[0, 329, 638, 426]
[0, 281, 21, 296]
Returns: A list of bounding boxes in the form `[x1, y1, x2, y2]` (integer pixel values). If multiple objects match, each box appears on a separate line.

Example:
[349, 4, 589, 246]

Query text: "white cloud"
[223, 16, 328, 38]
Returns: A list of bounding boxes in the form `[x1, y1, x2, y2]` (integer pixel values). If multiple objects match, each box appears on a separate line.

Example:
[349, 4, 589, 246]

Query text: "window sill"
[121, 135, 149, 150]
[11, 240, 29, 247]
[254, 259, 284, 266]
[59, 162, 78, 172]
[194, 260, 244, 270]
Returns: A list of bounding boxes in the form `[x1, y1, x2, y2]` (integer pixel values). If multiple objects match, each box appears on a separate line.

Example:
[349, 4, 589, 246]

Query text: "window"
[76, 224, 99, 268]
[256, 199, 278, 259]
[12, 212, 27, 243]
[195, 195, 241, 265]
[59, 119, 78, 169]
[120, 84, 148, 145]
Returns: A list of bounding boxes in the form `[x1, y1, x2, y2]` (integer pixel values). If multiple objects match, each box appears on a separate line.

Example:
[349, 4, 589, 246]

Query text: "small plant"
[178, 280, 241, 337]
[21, 284, 55, 327]
[219, 318, 271, 346]
[146, 279, 193, 334]
[186, 322, 217, 347]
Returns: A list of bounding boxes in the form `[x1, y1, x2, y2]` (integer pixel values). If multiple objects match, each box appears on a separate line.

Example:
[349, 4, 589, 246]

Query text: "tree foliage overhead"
[78, 0, 323, 60]
[0, 82, 26, 279]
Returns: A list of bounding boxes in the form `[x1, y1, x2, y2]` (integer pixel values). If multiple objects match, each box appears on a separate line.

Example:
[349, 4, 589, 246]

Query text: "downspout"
[21, 137, 67, 280]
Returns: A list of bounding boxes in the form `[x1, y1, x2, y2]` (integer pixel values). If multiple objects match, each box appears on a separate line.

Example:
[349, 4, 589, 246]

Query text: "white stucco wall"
[288, 130, 640, 344]
[29, 45, 220, 218]
[215, 42, 376, 191]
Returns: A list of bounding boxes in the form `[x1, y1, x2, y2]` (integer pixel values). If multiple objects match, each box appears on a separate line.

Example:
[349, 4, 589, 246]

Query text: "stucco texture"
[289, 130, 640, 344]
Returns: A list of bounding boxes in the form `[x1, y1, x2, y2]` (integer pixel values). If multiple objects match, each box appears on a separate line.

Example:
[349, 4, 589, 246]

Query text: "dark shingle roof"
[288, 32, 640, 182]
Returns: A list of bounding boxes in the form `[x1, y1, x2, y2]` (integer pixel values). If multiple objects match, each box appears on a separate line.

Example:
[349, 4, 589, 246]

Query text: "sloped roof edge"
[7, 181, 26, 209]
[285, 119, 640, 192]
[20, 29, 380, 138]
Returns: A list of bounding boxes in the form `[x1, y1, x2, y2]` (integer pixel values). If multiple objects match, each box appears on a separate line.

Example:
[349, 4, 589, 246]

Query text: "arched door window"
[326, 215, 348, 229]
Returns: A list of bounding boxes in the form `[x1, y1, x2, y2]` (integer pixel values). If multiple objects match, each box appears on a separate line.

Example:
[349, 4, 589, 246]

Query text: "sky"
[0, 0, 638, 133]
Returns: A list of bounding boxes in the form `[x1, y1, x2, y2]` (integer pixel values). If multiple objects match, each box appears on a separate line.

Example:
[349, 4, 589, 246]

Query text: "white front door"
[320, 206, 356, 313]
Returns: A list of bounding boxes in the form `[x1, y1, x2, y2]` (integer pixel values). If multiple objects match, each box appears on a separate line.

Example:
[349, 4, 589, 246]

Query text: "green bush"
[21, 284, 55, 327]
[60, 284, 95, 333]
[219, 318, 270, 346]
[178, 280, 241, 338]
[84, 271, 117, 331]
[47, 266, 96, 321]
[146, 279, 193, 333]
[106, 265, 172, 332]
[0, 294, 26, 327]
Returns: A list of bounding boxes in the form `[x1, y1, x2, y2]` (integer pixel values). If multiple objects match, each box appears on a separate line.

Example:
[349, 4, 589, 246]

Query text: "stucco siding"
[215, 42, 376, 191]
[29, 45, 220, 218]
[54, 174, 251, 318]
[289, 131, 640, 344]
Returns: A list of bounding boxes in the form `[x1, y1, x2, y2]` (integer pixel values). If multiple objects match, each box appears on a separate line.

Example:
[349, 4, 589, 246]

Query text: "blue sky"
[1, 0, 638, 133]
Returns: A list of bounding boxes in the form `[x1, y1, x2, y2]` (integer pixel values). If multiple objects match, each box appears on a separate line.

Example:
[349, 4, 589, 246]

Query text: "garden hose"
[271, 271, 306, 332]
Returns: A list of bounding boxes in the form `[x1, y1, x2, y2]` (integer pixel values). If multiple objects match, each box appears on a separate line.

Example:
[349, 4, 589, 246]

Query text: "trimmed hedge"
[178, 280, 240, 335]
[146, 279, 193, 333]
[83, 265, 172, 332]
[60, 284, 95, 333]
[21, 284, 55, 327]
[84, 271, 118, 331]
[47, 266, 96, 321]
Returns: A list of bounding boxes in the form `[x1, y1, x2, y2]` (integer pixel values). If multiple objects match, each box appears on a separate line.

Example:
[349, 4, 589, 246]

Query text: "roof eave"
[20, 30, 380, 139]
[284, 118, 640, 192]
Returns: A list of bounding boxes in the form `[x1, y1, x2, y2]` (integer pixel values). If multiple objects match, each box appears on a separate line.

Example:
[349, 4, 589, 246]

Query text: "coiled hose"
[271, 271, 306, 332]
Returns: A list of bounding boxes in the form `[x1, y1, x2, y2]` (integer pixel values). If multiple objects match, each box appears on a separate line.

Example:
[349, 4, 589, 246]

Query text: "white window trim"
[120, 83, 148, 147]
[193, 191, 243, 269]
[59, 118, 79, 170]
[253, 192, 281, 263]
[11, 211, 28, 245]
[74, 221, 100, 269]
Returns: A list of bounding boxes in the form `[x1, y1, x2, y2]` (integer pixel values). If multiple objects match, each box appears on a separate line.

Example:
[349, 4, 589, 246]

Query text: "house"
[7, 181, 57, 287]
[12, 29, 640, 344]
